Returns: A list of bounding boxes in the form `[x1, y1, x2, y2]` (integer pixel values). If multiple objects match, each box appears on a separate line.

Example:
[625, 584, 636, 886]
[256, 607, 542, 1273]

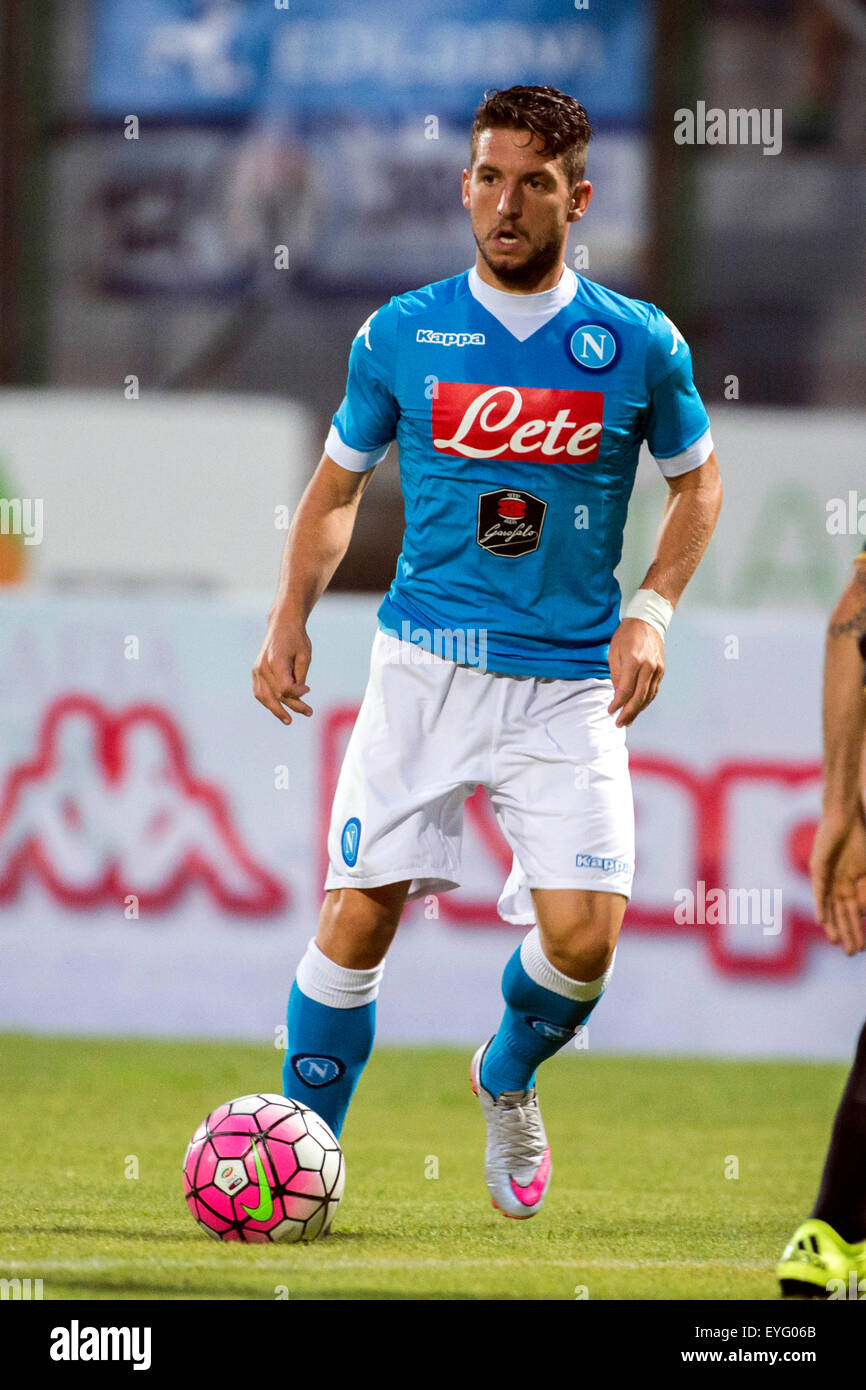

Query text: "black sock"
[811, 1018, 866, 1244]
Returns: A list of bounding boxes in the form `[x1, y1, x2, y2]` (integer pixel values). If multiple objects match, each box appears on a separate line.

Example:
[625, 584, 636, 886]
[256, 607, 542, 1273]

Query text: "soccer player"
[253, 86, 722, 1218]
[777, 544, 866, 1295]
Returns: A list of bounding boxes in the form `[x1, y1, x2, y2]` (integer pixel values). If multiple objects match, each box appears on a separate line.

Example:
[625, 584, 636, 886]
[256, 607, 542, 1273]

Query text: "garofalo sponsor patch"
[476, 488, 547, 557]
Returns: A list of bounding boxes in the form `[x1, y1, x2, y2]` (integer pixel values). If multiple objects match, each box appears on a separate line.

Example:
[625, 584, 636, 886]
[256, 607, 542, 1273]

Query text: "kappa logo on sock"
[525, 1017, 576, 1042]
[291, 1054, 346, 1087]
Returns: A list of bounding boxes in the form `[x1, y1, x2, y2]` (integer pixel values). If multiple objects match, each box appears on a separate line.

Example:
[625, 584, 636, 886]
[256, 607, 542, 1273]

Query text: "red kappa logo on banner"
[0, 695, 287, 914]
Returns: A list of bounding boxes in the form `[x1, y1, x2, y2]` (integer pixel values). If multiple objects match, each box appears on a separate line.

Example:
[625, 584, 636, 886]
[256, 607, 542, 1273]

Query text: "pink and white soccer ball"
[183, 1093, 345, 1243]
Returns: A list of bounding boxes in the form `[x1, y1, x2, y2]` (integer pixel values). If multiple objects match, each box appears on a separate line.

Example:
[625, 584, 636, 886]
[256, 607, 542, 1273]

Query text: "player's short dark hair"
[470, 85, 593, 187]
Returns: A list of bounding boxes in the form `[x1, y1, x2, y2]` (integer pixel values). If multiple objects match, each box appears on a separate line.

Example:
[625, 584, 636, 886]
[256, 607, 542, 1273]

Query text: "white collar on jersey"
[467, 264, 578, 342]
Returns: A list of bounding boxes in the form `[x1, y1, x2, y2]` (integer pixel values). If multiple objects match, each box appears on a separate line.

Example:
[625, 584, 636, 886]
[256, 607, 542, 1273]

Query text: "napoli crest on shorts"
[291, 1054, 345, 1087]
[568, 323, 618, 371]
[340, 816, 361, 866]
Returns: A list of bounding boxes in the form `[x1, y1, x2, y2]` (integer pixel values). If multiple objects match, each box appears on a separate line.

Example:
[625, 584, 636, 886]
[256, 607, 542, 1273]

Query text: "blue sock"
[282, 940, 383, 1139]
[481, 928, 615, 1097]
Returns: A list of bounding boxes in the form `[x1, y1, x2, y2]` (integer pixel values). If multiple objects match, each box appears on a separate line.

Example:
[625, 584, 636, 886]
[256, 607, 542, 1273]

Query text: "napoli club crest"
[568, 323, 618, 371]
[291, 1054, 346, 1087]
[340, 816, 361, 866]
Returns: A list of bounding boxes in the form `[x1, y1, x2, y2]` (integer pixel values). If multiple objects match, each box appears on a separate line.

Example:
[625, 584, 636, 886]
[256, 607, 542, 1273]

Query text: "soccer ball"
[182, 1093, 345, 1243]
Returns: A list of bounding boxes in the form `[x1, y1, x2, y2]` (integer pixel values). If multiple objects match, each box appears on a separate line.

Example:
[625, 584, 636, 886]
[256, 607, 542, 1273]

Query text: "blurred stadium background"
[1, 0, 865, 1064]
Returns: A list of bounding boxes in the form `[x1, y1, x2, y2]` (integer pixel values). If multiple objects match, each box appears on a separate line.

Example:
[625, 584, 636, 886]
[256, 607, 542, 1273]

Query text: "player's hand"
[607, 618, 665, 728]
[810, 812, 859, 930]
[252, 618, 313, 725]
[821, 813, 866, 956]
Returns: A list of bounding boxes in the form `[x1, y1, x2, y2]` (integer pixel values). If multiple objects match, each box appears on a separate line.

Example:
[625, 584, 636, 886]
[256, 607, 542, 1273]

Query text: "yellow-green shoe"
[777, 1219, 866, 1299]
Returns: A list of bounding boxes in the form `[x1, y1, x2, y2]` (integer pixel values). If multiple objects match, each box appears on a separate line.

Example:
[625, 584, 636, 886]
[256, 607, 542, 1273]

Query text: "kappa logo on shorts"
[575, 853, 631, 874]
[291, 1054, 346, 1087]
[526, 1017, 576, 1042]
[477, 489, 547, 558]
[341, 816, 361, 866]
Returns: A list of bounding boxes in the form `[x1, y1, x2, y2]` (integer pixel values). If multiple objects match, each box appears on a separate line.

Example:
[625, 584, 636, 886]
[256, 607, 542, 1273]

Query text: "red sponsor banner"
[432, 383, 604, 463]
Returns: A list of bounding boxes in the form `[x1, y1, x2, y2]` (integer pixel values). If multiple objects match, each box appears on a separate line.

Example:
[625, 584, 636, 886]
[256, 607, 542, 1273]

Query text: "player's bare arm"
[810, 553, 866, 951]
[608, 450, 723, 728]
[253, 453, 375, 724]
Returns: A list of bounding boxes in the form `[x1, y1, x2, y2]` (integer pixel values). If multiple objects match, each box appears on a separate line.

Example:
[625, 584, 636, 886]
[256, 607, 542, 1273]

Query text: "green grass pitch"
[0, 1033, 847, 1301]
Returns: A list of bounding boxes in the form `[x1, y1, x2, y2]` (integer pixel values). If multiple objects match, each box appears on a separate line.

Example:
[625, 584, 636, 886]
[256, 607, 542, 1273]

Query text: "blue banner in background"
[86, 0, 654, 296]
[90, 0, 653, 127]
[90, 0, 272, 119]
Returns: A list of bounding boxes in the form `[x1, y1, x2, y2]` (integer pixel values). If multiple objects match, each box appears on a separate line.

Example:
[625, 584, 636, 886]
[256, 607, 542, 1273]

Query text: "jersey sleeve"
[325, 300, 400, 472]
[643, 305, 713, 478]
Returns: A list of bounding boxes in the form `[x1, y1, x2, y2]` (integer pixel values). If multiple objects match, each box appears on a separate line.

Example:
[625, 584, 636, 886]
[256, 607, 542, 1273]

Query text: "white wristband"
[623, 588, 674, 640]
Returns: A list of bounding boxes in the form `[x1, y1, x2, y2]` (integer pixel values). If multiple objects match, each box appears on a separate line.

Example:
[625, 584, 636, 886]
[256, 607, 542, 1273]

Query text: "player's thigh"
[317, 881, 413, 969]
[531, 886, 627, 980]
[326, 632, 484, 891]
[491, 677, 635, 907]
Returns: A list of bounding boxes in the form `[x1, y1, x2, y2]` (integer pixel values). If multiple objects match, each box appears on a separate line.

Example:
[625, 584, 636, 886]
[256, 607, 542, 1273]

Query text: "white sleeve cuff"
[653, 427, 714, 479]
[325, 423, 391, 473]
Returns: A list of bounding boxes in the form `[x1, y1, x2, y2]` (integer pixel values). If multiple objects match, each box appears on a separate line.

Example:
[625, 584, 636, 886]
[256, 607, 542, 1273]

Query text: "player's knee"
[544, 921, 618, 982]
[317, 885, 406, 968]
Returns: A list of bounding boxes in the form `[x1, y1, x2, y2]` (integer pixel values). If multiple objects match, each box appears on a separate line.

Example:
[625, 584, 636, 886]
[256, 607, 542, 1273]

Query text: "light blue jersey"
[326, 267, 712, 678]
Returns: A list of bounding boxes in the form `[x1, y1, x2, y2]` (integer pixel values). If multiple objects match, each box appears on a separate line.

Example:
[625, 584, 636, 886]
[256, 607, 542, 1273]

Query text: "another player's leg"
[778, 1017, 866, 1297]
[283, 881, 409, 1139]
[472, 888, 625, 1219]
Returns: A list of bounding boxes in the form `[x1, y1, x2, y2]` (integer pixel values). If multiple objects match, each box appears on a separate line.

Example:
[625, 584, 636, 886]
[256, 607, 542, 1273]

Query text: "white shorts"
[325, 630, 634, 924]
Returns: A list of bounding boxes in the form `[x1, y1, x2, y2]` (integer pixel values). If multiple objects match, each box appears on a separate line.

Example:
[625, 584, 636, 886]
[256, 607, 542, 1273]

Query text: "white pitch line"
[0, 1256, 771, 1274]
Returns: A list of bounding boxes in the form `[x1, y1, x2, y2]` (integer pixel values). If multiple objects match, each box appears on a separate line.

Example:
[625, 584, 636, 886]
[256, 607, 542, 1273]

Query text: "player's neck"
[472, 255, 567, 296]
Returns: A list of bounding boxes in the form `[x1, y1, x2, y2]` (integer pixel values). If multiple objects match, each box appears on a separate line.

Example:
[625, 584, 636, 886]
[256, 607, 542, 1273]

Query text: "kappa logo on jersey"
[355, 312, 376, 350]
[662, 312, 686, 355]
[416, 329, 486, 347]
[291, 1054, 345, 1087]
[568, 323, 618, 371]
[432, 383, 604, 463]
[477, 489, 547, 558]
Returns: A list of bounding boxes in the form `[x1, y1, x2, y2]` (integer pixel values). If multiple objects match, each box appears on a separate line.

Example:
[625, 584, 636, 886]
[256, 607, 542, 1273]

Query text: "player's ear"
[461, 167, 472, 209]
[568, 181, 592, 223]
